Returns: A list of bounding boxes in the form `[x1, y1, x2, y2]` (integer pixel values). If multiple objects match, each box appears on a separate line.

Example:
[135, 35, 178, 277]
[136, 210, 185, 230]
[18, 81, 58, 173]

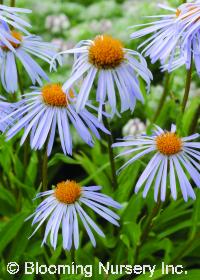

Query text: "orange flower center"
[88, 35, 124, 69]
[176, 9, 181, 17]
[2, 30, 22, 50]
[156, 132, 182, 156]
[42, 84, 68, 107]
[54, 180, 81, 204]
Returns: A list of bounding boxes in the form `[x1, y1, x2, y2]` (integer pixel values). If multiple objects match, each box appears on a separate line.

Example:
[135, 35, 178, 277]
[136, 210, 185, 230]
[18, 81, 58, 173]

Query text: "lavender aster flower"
[113, 124, 200, 202]
[26, 180, 122, 250]
[3, 83, 109, 155]
[130, 2, 200, 74]
[0, 23, 60, 93]
[0, 4, 31, 51]
[53, 35, 152, 118]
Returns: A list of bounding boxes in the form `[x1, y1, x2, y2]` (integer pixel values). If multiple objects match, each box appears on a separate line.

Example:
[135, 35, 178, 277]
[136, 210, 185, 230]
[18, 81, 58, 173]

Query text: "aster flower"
[113, 124, 200, 202]
[2, 83, 109, 155]
[53, 35, 152, 118]
[26, 180, 122, 250]
[0, 23, 60, 93]
[0, 4, 31, 51]
[130, 2, 200, 73]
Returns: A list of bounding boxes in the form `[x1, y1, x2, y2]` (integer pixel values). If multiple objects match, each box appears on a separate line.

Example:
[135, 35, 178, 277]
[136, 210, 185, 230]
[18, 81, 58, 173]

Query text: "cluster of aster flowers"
[0, 1, 200, 252]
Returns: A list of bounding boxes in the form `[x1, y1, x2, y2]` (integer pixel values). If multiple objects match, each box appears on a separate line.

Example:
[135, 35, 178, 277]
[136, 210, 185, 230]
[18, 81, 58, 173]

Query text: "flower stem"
[153, 72, 170, 123]
[71, 248, 76, 264]
[123, 199, 162, 280]
[10, 0, 15, 7]
[42, 148, 48, 192]
[134, 198, 162, 264]
[181, 62, 193, 114]
[170, 232, 200, 265]
[189, 105, 200, 134]
[103, 115, 118, 189]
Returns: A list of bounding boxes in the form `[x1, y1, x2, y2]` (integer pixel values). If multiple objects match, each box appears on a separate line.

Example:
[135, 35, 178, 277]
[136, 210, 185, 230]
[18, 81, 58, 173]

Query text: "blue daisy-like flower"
[0, 23, 60, 93]
[0, 4, 31, 51]
[26, 180, 122, 250]
[3, 83, 110, 155]
[130, 2, 200, 74]
[113, 124, 200, 202]
[53, 35, 152, 119]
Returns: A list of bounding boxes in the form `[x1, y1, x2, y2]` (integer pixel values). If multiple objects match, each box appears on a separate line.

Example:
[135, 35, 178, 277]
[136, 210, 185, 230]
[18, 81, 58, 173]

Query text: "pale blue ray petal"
[76, 67, 97, 112]
[182, 134, 199, 142]
[179, 154, 200, 187]
[76, 203, 105, 237]
[71, 205, 79, 250]
[75, 202, 96, 247]
[61, 109, 72, 155]
[117, 146, 156, 174]
[47, 113, 57, 156]
[160, 157, 168, 201]
[135, 153, 162, 193]
[154, 160, 165, 202]
[62, 206, 70, 250]
[143, 159, 161, 198]
[169, 158, 177, 200]
[80, 197, 120, 220]
[172, 157, 189, 201]
[50, 204, 66, 249]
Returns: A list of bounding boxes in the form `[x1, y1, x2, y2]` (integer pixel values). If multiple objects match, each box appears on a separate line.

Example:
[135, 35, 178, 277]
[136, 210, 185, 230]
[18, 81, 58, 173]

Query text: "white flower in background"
[122, 118, 146, 137]
[89, 19, 112, 34]
[45, 14, 70, 33]
[51, 38, 74, 52]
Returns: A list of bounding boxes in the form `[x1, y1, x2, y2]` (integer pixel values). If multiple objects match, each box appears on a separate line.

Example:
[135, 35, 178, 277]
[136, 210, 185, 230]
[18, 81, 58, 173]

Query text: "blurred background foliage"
[0, 0, 200, 279]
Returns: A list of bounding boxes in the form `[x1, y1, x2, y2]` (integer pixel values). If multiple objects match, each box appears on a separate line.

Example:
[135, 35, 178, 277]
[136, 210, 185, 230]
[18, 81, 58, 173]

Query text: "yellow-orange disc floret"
[54, 180, 81, 204]
[42, 84, 68, 107]
[88, 35, 125, 69]
[2, 30, 22, 50]
[156, 132, 182, 156]
[176, 9, 181, 17]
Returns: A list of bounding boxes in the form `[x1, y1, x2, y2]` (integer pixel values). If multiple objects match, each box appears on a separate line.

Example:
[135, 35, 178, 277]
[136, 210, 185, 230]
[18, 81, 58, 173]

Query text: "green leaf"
[116, 161, 141, 202]
[12, 154, 24, 182]
[166, 269, 200, 280]
[182, 97, 200, 134]
[120, 234, 130, 248]
[0, 211, 28, 254]
[75, 152, 111, 190]
[190, 189, 200, 239]
[157, 220, 200, 239]
[48, 153, 79, 167]
[135, 269, 164, 280]
[25, 152, 39, 187]
[0, 186, 16, 207]
[8, 222, 32, 261]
